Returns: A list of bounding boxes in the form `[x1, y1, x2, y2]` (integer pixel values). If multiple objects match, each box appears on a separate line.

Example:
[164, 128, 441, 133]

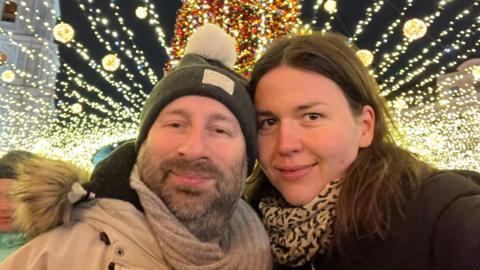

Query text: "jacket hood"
[10, 156, 89, 239]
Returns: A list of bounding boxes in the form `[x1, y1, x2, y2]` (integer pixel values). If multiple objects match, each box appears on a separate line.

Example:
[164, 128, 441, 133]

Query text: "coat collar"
[85, 141, 143, 212]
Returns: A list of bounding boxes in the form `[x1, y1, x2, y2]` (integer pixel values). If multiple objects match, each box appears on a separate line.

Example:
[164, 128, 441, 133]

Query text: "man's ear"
[358, 105, 375, 148]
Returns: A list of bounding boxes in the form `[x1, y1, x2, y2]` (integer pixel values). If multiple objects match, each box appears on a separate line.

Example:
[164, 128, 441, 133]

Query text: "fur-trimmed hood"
[11, 142, 142, 240]
[10, 156, 89, 239]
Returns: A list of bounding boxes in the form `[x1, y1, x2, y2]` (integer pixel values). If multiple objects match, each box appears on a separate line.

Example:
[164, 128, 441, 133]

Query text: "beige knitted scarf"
[259, 179, 342, 267]
[130, 166, 273, 270]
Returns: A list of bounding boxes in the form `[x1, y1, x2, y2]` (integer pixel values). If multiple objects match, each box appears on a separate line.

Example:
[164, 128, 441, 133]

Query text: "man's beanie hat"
[135, 23, 257, 175]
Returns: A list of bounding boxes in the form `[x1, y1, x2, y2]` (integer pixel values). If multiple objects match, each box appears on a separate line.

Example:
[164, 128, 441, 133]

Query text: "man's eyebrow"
[161, 108, 190, 117]
[209, 112, 238, 125]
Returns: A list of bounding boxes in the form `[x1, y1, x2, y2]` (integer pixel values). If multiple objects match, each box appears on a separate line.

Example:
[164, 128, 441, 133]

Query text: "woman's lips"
[276, 164, 316, 181]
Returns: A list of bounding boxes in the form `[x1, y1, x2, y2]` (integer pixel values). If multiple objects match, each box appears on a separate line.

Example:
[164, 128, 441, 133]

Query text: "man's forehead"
[159, 96, 239, 123]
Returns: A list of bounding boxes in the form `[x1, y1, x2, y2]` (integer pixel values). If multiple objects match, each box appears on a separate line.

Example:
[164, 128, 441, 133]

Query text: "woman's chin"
[281, 191, 315, 207]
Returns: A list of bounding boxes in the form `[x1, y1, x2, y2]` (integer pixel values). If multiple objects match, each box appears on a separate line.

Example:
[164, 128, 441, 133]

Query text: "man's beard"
[137, 145, 246, 242]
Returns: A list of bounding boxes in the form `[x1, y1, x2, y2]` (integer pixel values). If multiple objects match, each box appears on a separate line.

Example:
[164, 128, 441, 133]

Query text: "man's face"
[137, 95, 247, 240]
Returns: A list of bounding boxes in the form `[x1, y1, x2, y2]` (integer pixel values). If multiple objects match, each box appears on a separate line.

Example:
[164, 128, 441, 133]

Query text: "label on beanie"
[202, 69, 234, 95]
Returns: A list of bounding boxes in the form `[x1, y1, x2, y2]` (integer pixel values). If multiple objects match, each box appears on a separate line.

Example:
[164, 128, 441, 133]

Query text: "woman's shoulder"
[404, 170, 480, 236]
[419, 170, 480, 269]
[410, 170, 480, 217]
[446, 169, 480, 185]
[419, 170, 480, 198]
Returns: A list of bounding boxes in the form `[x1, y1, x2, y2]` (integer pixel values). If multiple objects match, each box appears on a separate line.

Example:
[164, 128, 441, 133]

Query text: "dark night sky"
[56, 0, 479, 118]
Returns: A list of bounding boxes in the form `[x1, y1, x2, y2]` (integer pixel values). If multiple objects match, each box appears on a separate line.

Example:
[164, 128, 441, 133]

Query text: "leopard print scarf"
[259, 179, 342, 266]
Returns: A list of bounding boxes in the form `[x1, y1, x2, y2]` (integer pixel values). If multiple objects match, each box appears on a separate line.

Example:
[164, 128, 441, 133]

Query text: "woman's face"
[0, 179, 15, 232]
[255, 65, 374, 206]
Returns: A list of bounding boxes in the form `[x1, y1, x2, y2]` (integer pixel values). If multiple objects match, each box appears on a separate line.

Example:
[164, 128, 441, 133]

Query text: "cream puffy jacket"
[0, 198, 171, 269]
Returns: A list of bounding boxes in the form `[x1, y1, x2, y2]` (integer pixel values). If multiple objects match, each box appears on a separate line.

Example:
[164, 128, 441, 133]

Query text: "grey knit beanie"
[135, 23, 257, 175]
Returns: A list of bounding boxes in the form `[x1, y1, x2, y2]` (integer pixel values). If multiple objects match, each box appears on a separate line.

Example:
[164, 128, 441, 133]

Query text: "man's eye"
[211, 127, 232, 137]
[167, 122, 184, 128]
[214, 128, 227, 134]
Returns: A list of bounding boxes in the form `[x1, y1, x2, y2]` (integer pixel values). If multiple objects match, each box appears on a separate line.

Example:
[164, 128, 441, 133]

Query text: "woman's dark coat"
[275, 171, 480, 270]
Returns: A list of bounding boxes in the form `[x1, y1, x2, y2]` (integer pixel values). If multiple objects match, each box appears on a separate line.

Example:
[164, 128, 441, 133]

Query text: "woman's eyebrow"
[297, 101, 327, 111]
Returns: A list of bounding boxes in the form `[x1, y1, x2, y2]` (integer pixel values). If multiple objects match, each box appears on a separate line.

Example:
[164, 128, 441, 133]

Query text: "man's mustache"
[159, 158, 223, 179]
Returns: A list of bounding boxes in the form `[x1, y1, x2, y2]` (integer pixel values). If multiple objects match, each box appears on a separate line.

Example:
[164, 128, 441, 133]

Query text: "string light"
[53, 22, 75, 43]
[101, 54, 121, 72]
[1, 70, 15, 83]
[356, 49, 374, 66]
[349, 1, 385, 43]
[135, 6, 148, 19]
[403, 18, 428, 40]
[324, 0, 337, 14]
[71, 103, 83, 114]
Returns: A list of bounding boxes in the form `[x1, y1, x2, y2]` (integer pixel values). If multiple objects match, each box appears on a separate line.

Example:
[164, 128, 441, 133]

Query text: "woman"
[244, 32, 480, 269]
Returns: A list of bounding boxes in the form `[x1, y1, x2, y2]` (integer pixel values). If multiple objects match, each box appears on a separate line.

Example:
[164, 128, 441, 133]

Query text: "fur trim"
[184, 23, 237, 68]
[9, 156, 89, 239]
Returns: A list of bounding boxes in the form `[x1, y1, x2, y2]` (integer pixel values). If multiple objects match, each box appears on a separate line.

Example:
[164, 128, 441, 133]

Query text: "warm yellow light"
[356, 49, 374, 66]
[324, 0, 337, 14]
[472, 66, 480, 81]
[135, 6, 148, 19]
[1, 70, 15, 82]
[293, 24, 312, 35]
[101, 54, 120, 72]
[392, 99, 408, 111]
[403, 18, 427, 40]
[71, 103, 83, 114]
[53, 22, 75, 43]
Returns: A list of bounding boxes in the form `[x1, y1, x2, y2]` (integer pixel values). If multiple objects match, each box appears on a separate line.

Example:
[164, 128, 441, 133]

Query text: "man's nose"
[176, 126, 209, 160]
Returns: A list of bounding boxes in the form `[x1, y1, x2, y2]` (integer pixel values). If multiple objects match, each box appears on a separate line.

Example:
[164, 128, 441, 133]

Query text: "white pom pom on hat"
[184, 23, 237, 68]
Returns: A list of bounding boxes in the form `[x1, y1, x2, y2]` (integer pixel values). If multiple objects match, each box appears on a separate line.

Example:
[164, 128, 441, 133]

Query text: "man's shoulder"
[78, 198, 145, 225]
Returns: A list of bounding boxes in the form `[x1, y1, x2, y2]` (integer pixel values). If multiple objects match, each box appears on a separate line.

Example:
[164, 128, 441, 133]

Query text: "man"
[0, 24, 272, 269]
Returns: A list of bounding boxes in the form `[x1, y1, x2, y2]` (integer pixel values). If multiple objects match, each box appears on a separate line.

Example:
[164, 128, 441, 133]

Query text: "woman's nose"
[276, 122, 303, 156]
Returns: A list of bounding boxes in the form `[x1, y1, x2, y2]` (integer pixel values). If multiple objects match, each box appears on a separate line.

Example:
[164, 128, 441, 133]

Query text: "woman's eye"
[258, 118, 277, 130]
[304, 113, 322, 121]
